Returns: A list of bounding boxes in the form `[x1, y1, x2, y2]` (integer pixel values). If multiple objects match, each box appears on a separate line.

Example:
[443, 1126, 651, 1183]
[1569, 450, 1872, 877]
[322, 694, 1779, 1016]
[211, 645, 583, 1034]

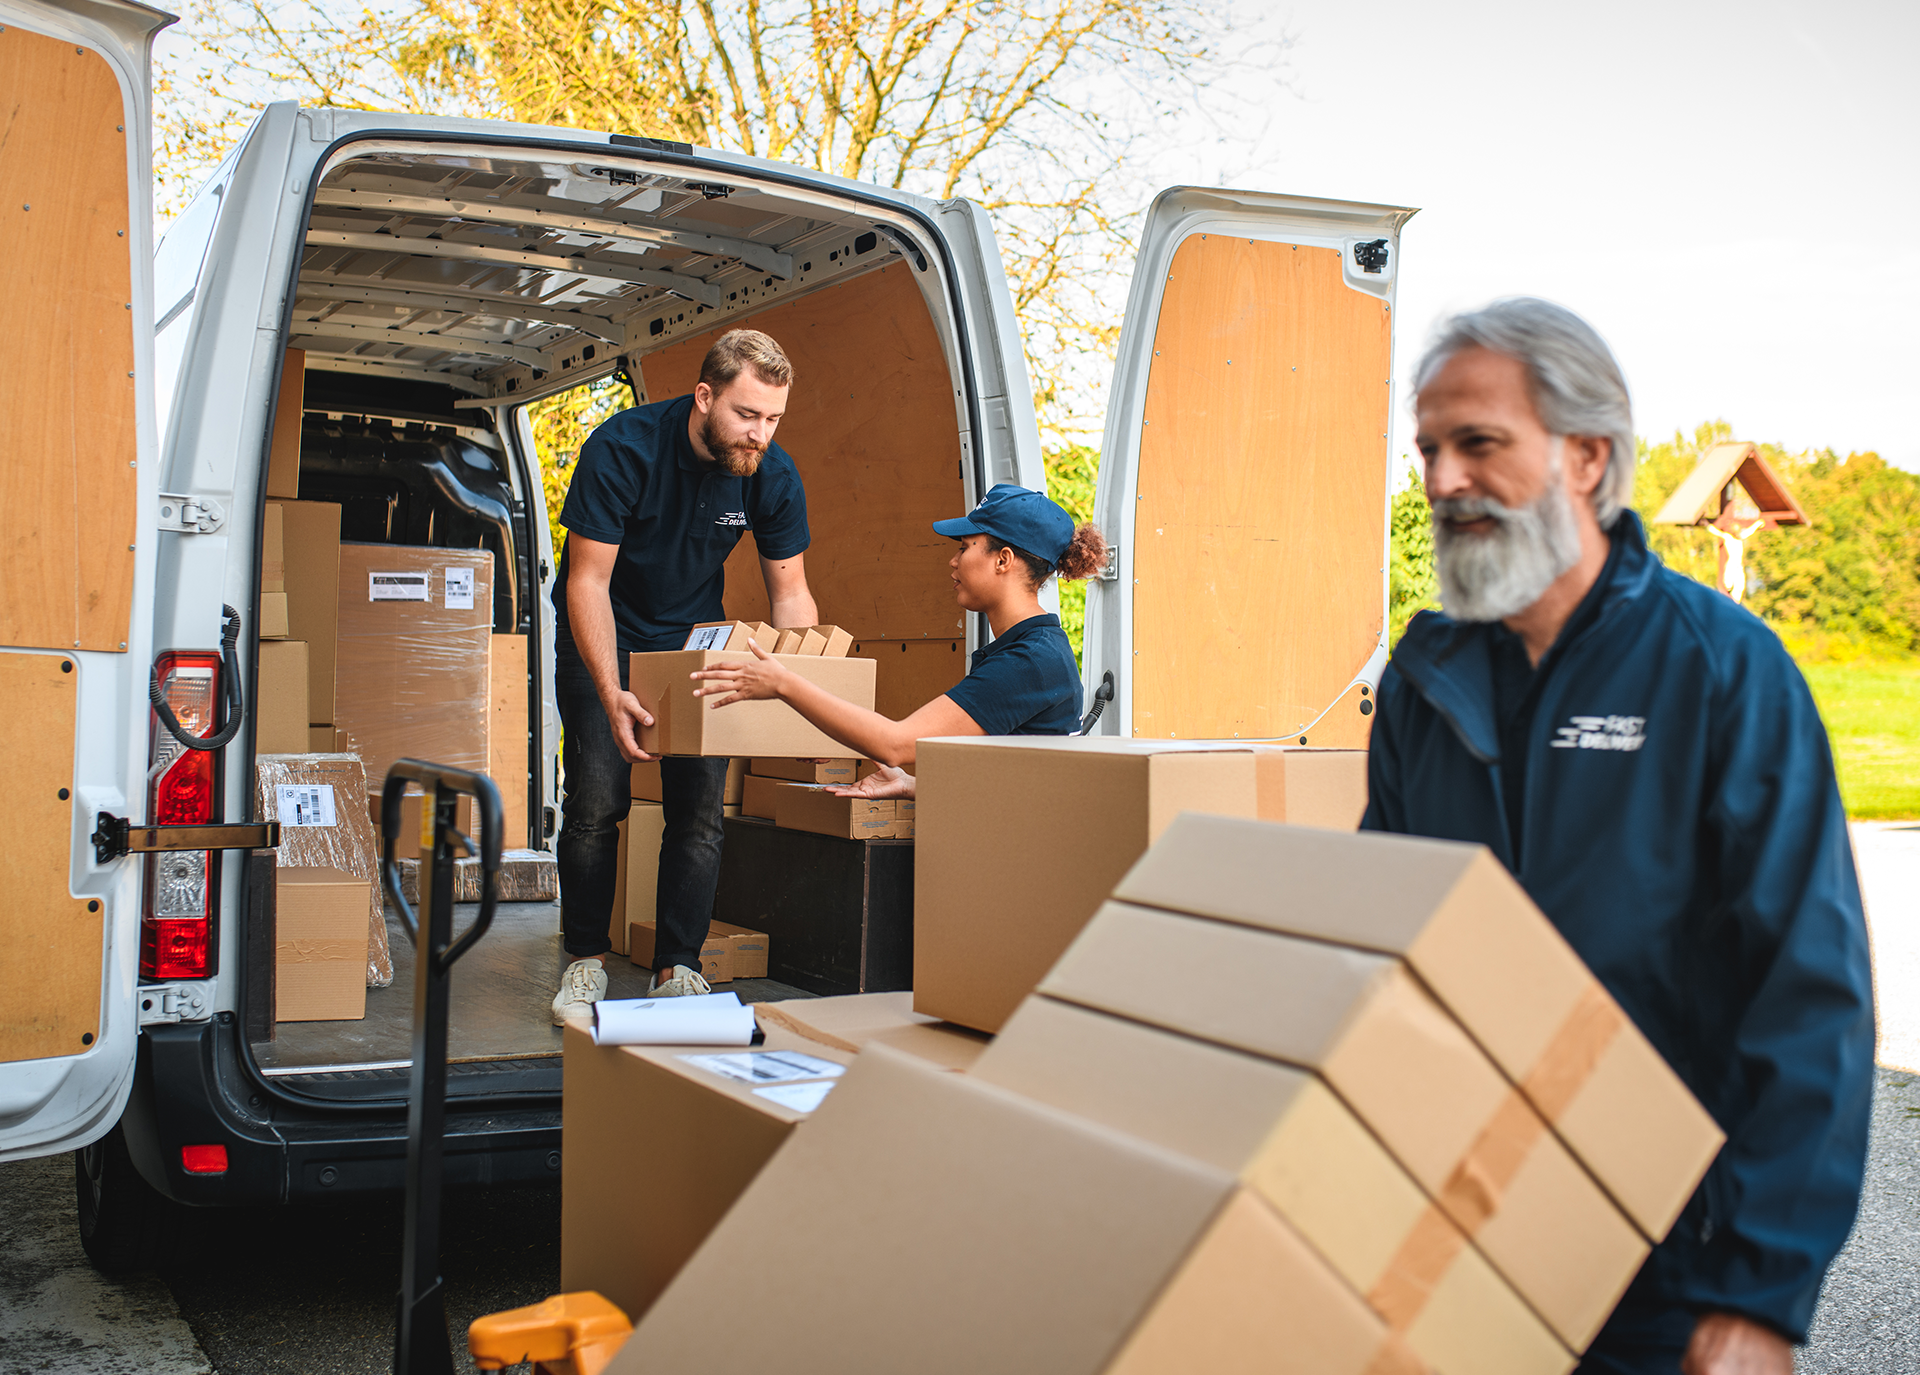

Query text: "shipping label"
[683, 624, 733, 651]
[276, 783, 338, 828]
[444, 567, 475, 610]
[752, 1080, 836, 1113]
[680, 1050, 845, 1085]
[368, 571, 431, 602]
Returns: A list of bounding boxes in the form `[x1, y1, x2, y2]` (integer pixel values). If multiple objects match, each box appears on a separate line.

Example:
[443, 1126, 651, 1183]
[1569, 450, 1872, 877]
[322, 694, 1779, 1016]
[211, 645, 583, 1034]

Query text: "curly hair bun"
[1055, 523, 1110, 582]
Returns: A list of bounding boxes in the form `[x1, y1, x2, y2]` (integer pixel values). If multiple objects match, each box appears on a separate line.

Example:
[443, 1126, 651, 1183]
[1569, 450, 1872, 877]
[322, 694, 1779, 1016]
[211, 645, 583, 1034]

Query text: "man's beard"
[699, 413, 766, 477]
[1431, 451, 1583, 622]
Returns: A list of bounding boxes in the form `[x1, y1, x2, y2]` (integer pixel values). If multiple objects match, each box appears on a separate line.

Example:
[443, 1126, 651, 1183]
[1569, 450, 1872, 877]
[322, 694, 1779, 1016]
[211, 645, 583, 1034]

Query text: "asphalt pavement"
[2, 826, 1916, 1371]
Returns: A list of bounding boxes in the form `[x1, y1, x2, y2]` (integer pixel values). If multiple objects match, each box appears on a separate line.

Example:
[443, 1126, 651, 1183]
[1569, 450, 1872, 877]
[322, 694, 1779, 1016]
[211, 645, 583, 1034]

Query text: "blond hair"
[698, 329, 794, 392]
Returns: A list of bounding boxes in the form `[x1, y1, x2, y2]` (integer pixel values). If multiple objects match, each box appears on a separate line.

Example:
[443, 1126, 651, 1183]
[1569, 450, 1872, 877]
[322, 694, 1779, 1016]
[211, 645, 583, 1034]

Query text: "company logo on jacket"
[715, 510, 749, 527]
[1551, 715, 1646, 751]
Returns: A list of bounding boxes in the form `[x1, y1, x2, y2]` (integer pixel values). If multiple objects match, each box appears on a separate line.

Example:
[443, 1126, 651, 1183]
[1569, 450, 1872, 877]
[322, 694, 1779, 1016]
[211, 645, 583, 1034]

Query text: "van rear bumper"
[123, 1014, 562, 1205]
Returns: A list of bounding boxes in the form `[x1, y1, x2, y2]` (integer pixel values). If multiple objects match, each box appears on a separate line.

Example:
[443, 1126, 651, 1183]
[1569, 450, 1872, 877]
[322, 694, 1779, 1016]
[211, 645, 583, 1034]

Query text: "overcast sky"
[1171, 0, 1919, 475]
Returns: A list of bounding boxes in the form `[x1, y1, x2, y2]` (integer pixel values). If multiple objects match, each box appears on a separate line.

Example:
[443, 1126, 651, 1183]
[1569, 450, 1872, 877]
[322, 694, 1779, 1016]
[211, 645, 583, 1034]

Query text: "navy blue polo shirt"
[945, 614, 1083, 735]
[554, 394, 809, 651]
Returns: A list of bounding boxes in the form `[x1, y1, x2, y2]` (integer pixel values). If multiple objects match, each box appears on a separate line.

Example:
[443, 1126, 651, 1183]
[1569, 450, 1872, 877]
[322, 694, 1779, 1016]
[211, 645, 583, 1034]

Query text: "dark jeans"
[1574, 1297, 1698, 1374]
[555, 633, 729, 971]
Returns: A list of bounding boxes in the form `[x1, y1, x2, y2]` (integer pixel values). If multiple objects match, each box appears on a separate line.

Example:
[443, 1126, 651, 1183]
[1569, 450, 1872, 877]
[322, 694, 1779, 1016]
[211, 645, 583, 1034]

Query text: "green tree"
[1388, 479, 1439, 644]
[1044, 442, 1099, 665]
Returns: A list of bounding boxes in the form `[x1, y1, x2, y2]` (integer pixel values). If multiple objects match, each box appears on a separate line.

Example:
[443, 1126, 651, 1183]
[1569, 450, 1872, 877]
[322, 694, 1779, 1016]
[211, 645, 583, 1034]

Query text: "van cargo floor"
[251, 901, 810, 1074]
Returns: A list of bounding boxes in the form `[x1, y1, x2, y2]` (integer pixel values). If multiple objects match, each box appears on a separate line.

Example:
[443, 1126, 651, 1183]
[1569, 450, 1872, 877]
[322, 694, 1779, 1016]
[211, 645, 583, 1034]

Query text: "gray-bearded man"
[1362, 298, 1873, 1375]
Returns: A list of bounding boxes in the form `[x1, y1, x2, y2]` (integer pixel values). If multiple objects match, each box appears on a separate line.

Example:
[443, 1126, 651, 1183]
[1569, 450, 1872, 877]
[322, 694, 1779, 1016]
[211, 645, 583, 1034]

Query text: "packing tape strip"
[1365, 1202, 1470, 1333]
[1437, 1089, 1548, 1234]
[1360, 1330, 1427, 1375]
[1521, 981, 1627, 1122]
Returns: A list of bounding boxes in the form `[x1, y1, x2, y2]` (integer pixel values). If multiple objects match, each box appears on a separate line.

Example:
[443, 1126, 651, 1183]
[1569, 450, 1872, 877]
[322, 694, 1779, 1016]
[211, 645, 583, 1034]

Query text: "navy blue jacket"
[1363, 513, 1873, 1341]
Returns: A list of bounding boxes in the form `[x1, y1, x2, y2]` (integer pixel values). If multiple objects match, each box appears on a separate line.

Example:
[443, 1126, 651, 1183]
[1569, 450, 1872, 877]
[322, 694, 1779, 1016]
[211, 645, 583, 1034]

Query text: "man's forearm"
[566, 576, 625, 704]
[769, 590, 818, 630]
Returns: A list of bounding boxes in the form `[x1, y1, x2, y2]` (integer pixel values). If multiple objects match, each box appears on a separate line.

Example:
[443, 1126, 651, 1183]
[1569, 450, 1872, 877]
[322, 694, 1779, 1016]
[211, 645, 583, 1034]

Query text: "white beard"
[1431, 445, 1584, 622]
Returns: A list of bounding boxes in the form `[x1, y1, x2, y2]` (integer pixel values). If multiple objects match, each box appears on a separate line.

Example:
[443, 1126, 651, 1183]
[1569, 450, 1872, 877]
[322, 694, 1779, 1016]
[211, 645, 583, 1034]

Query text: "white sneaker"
[647, 965, 712, 998]
[551, 958, 609, 1026]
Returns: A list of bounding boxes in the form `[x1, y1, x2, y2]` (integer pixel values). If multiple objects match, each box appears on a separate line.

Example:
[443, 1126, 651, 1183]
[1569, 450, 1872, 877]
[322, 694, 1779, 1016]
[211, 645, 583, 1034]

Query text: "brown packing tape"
[1439, 1090, 1550, 1235]
[1365, 1202, 1471, 1334]
[1522, 984, 1627, 1124]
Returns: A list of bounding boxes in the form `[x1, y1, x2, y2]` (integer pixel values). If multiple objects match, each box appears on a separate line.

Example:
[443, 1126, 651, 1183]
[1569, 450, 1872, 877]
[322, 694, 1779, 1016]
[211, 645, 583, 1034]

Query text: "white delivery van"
[0, 0, 1410, 1264]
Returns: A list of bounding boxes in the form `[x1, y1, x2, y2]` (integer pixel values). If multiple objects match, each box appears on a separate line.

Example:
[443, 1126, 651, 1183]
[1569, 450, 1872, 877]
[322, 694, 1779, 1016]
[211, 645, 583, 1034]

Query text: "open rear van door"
[0, 0, 174, 1159]
[1080, 188, 1415, 746]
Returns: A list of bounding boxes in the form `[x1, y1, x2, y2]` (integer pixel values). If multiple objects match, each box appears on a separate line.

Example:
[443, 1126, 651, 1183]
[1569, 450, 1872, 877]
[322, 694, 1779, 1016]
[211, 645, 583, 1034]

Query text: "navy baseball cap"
[932, 483, 1076, 566]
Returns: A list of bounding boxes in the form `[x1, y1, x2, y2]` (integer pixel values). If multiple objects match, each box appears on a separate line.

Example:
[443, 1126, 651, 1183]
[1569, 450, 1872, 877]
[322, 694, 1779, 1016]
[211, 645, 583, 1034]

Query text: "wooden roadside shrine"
[1650, 441, 1808, 603]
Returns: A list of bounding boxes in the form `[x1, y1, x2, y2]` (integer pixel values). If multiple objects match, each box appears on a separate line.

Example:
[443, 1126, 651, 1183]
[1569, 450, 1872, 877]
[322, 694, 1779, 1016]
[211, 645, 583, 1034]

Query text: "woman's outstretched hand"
[689, 637, 791, 707]
[827, 764, 915, 800]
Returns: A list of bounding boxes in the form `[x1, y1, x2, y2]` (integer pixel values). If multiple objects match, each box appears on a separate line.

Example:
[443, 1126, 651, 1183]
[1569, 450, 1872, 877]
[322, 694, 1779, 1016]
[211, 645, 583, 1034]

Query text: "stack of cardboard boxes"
[739, 757, 916, 840]
[603, 817, 1723, 1375]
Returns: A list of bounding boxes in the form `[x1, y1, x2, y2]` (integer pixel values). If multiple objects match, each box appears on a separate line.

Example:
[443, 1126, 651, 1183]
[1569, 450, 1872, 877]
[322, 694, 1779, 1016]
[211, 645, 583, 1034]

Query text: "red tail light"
[180, 1143, 228, 1174]
[142, 652, 222, 980]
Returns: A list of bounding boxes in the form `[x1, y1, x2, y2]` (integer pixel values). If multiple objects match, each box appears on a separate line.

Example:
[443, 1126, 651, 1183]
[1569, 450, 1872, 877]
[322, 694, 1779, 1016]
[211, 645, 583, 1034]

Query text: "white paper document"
[444, 567, 475, 609]
[753, 1080, 836, 1113]
[590, 991, 756, 1046]
[275, 783, 337, 828]
[682, 624, 732, 650]
[680, 1050, 845, 1085]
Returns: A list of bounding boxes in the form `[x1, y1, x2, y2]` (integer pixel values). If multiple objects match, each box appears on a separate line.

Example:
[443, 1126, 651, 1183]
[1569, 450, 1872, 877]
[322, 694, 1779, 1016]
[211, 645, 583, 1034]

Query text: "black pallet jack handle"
[379, 760, 505, 1375]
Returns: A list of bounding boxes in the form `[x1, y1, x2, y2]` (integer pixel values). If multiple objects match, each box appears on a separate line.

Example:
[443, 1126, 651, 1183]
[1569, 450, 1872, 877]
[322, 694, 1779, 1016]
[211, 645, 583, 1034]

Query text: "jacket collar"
[1390, 511, 1656, 764]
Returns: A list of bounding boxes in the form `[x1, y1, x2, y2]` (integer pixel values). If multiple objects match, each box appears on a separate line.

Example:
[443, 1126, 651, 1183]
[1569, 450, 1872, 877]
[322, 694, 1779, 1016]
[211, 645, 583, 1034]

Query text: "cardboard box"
[772, 629, 803, 654]
[396, 849, 556, 904]
[306, 726, 335, 752]
[627, 650, 875, 758]
[631, 756, 746, 805]
[1107, 1188, 1425, 1375]
[683, 619, 759, 651]
[261, 501, 285, 592]
[750, 756, 860, 785]
[773, 786, 901, 840]
[615, 1044, 1240, 1375]
[256, 640, 310, 754]
[265, 348, 303, 499]
[490, 632, 528, 847]
[709, 920, 769, 979]
[810, 625, 854, 658]
[274, 865, 368, 1021]
[335, 543, 493, 787]
[1041, 900, 1647, 1350]
[1112, 815, 1725, 1242]
[740, 773, 808, 820]
[269, 499, 341, 723]
[256, 753, 391, 986]
[367, 789, 474, 860]
[912, 737, 1267, 1033]
[1253, 746, 1371, 830]
[258, 591, 290, 639]
[561, 1023, 849, 1324]
[753, 991, 989, 1072]
[978, 996, 1572, 1374]
[628, 920, 732, 983]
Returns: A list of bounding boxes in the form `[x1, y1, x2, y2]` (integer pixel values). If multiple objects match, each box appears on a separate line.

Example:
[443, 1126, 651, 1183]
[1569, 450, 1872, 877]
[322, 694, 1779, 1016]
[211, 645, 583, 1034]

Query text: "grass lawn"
[1802, 661, 1920, 820]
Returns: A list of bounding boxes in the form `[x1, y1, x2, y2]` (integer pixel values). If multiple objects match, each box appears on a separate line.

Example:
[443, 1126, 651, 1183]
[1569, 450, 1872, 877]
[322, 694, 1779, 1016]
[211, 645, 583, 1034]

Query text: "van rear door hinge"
[1099, 544, 1121, 581]
[157, 493, 227, 533]
[92, 813, 279, 865]
[138, 982, 212, 1025]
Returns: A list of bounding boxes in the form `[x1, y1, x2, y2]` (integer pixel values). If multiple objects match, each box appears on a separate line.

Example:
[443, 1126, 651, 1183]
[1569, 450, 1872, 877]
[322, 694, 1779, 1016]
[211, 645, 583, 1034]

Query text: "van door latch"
[92, 813, 279, 865]
[157, 493, 227, 533]
[1098, 544, 1121, 581]
[1352, 240, 1390, 274]
[138, 982, 212, 1025]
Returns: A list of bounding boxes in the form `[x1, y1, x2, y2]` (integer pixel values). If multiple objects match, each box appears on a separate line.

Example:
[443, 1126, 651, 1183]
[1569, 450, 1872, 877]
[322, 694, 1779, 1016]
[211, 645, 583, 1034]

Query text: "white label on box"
[276, 783, 338, 828]
[369, 571, 431, 602]
[680, 1051, 845, 1085]
[683, 624, 732, 651]
[753, 1080, 836, 1113]
[444, 567, 475, 610]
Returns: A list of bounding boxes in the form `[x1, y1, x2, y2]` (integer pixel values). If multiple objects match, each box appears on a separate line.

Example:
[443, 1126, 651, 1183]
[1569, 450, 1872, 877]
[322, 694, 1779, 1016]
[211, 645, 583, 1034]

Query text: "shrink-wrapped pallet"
[255, 753, 393, 986]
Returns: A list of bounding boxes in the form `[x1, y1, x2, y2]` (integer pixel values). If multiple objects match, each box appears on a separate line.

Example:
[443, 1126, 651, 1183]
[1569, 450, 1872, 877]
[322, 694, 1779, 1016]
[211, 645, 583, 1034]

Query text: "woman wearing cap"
[689, 484, 1107, 792]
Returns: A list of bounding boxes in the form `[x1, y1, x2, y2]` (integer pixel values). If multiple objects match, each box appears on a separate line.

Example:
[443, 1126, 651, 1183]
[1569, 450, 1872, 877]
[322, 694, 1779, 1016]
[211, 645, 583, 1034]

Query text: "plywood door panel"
[489, 632, 530, 846]
[0, 30, 138, 653]
[1131, 238, 1390, 741]
[638, 266, 967, 641]
[848, 639, 968, 722]
[0, 653, 102, 1063]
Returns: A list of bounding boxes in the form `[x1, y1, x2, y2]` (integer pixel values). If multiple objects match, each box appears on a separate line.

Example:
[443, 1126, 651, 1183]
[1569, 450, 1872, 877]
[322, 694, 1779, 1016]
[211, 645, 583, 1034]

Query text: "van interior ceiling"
[256, 146, 969, 1085]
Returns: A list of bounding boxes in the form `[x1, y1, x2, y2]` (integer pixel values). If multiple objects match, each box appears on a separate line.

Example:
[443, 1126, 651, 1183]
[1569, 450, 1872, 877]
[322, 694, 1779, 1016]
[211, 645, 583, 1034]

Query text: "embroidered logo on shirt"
[715, 510, 749, 528]
[1550, 715, 1646, 751]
